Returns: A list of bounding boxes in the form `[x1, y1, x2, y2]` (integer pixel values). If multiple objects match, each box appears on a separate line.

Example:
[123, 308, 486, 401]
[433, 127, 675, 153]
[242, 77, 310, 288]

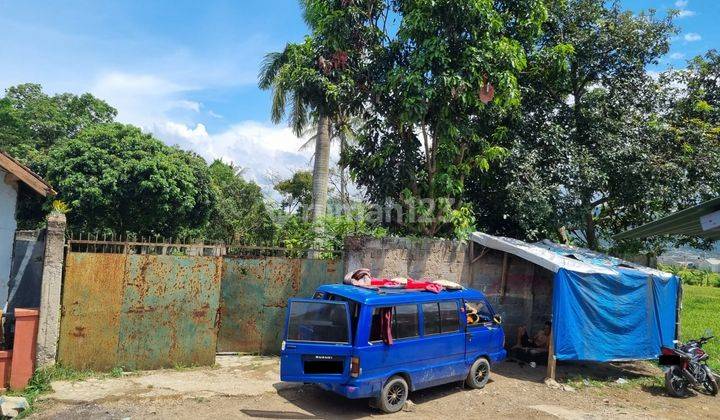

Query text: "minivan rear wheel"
[376, 375, 408, 413]
[466, 357, 491, 389]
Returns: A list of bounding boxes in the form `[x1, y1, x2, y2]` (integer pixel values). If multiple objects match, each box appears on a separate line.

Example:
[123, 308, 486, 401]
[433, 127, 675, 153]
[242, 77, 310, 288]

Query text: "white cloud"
[675, 0, 688, 7]
[172, 100, 201, 112]
[677, 9, 696, 18]
[670, 52, 685, 60]
[150, 120, 338, 193]
[89, 71, 339, 195]
[684, 33, 702, 42]
[91, 72, 194, 127]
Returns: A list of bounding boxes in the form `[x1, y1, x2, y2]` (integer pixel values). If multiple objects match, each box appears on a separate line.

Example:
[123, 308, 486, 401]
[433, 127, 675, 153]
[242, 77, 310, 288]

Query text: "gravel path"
[29, 356, 720, 419]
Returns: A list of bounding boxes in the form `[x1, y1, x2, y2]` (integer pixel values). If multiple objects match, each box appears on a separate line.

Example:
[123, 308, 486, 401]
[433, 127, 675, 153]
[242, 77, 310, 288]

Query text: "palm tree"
[258, 41, 333, 226]
[298, 114, 356, 212]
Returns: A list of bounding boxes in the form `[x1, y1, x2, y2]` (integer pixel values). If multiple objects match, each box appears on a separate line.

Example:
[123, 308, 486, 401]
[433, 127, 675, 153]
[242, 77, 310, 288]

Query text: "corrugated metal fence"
[57, 239, 343, 370]
[218, 255, 343, 354]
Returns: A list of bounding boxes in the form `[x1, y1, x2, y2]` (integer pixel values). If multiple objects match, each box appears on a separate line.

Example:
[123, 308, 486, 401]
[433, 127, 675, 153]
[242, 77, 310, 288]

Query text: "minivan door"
[464, 299, 497, 363]
[280, 299, 354, 383]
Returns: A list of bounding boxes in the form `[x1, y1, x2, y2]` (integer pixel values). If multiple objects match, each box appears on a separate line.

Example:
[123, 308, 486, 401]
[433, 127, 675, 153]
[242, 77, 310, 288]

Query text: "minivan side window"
[369, 305, 419, 342]
[394, 304, 419, 339]
[422, 301, 460, 335]
[465, 300, 493, 327]
[422, 303, 441, 335]
[439, 301, 460, 333]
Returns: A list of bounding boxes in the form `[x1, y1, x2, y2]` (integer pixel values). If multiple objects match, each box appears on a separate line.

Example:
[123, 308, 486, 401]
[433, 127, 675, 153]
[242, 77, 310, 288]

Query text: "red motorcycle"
[660, 332, 718, 398]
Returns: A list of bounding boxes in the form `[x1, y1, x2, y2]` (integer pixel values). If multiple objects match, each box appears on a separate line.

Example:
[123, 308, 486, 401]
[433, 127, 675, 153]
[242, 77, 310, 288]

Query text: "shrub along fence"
[56, 236, 343, 371]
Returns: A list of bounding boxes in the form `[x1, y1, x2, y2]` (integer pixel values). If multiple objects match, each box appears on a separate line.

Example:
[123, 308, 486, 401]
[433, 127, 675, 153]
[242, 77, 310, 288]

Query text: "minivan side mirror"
[493, 314, 502, 325]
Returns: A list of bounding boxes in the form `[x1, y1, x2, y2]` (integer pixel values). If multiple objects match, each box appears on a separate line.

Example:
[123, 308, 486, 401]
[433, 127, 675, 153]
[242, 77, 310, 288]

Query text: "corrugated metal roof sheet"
[613, 197, 720, 240]
[470, 232, 673, 279]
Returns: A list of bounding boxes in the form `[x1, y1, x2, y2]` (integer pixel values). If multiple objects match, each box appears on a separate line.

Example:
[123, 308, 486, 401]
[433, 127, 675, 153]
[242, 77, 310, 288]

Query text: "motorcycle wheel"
[665, 367, 688, 398]
[702, 366, 718, 396]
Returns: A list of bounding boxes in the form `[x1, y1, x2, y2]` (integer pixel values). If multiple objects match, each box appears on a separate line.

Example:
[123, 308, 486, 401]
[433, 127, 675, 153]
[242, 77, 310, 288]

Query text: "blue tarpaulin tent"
[471, 233, 680, 365]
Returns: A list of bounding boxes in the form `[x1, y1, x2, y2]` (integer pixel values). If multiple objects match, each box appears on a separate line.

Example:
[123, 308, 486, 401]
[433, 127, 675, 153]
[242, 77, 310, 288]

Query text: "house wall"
[344, 236, 555, 340]
[9, 230, 46, 313]
[0, 169, 19, 304]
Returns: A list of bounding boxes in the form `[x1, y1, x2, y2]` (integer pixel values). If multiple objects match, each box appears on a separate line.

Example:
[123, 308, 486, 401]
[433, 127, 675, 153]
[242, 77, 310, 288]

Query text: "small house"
[0, 151, 55, 302]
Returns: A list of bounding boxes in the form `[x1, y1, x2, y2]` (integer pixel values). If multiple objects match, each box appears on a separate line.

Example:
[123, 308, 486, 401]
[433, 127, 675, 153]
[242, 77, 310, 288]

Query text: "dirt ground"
[30, 355, 720, 419]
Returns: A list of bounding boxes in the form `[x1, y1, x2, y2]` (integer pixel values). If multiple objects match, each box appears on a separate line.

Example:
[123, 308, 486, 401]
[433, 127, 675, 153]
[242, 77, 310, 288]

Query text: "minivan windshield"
[287, 301, 349, 343]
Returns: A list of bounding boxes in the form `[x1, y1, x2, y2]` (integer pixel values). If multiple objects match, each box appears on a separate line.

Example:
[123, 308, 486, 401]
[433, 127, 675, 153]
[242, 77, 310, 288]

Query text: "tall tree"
[259, 39, 334, 225]
[345, 0, 548, 237]
[275, 170, 313, 214]
[205, 160, 276, 244]
[259, 1, 378, 226]
[46, 123, 215, 236]
[0, 83, 116, 167]
[466, 0, 679, 250]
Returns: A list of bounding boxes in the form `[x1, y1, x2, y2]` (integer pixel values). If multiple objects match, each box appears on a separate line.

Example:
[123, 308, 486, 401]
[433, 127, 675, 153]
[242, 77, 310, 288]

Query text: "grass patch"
[681, 285, 720, 372]
[564, 374, 663, 390]
[7, 364, 127, 418]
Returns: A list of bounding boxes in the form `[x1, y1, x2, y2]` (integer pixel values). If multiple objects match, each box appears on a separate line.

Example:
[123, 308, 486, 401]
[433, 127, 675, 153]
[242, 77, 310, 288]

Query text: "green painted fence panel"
[216, 259, 266, 352]
[117, 255, 222, 370]
[218, 256, 343, 354]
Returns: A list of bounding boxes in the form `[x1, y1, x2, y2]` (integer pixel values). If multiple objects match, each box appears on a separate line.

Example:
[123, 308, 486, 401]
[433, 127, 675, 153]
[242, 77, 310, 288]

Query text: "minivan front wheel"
[466, 357, 491, 389]
[376, 376, 408, 413]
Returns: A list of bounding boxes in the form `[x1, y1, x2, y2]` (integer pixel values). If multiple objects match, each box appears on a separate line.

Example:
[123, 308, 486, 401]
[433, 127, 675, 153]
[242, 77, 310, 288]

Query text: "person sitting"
[510, 321, 551, 365]
[513, 321, 551, 350]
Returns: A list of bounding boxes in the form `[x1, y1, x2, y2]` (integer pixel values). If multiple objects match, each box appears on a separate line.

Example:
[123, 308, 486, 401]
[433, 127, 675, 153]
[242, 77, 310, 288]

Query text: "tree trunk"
[585, 210, 597, 250]
[310, 114, 332, 224]
[339, 131, 348, 213]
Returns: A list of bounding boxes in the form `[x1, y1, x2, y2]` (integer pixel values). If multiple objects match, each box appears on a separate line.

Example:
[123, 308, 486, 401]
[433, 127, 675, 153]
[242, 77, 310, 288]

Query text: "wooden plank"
[546, 327, 556, 380]
[499, 252, 509, 303]
[0, 152, 54, 196]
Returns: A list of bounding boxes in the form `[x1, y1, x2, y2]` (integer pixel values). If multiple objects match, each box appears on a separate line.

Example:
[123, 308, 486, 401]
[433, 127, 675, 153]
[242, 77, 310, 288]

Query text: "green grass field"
[681, 285, 720, 371]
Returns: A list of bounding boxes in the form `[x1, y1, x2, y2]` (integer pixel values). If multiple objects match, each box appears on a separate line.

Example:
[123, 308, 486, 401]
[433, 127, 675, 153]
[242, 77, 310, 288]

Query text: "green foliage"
[466, 0, 694, 251]
[0, 83, 116, 169]
[51, 200, 70, 215]
[205, 160, 275, 243]
[659, 264, 720, 287]
[45, 123, 215, 236]
[274, 170, 313, 214]
[276, 209, 387, 258]
[346, 0, 548, 237]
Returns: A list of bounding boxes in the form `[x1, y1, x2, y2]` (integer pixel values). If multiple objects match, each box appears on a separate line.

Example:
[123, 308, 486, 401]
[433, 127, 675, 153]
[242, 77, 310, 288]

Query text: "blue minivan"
[280, 284, 506, 413]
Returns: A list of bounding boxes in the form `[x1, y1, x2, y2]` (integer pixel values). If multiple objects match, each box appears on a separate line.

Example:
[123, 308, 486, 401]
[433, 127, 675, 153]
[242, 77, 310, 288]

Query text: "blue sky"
[0, 0, 717, 188]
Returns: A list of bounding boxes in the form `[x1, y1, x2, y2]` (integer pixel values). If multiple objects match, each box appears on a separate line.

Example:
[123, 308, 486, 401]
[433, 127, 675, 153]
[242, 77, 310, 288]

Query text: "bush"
[658, 264, 720, 287]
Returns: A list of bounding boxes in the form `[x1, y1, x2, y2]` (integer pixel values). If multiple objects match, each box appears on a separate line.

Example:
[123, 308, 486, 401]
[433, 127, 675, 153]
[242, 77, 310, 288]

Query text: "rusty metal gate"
[57, 240, 223, 370]
[217, 253, 344, 354]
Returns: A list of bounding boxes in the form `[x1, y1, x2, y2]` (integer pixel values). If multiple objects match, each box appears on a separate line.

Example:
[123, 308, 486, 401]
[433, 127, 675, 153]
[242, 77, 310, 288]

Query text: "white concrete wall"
[0, 168, 18, 303]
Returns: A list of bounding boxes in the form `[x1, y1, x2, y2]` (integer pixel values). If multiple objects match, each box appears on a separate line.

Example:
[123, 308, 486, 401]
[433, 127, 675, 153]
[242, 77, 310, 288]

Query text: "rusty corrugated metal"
[116, 255, 222, 370]
[57, 253, 127, 370]
[59, 248, 343, 368]
[217, 256, 344, 354]
[216, 259, 265, 352]
[58, 252, 222, 371]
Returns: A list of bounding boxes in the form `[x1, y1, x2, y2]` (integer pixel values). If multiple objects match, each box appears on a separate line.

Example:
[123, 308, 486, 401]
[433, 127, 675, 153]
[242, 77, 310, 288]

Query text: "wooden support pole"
[500, 252, 509, 303]
[546, 327, 556, 380]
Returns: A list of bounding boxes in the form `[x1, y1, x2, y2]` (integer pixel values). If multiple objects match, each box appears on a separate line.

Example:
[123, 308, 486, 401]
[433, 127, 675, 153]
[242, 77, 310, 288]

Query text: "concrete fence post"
[35, 212, 66, 367]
